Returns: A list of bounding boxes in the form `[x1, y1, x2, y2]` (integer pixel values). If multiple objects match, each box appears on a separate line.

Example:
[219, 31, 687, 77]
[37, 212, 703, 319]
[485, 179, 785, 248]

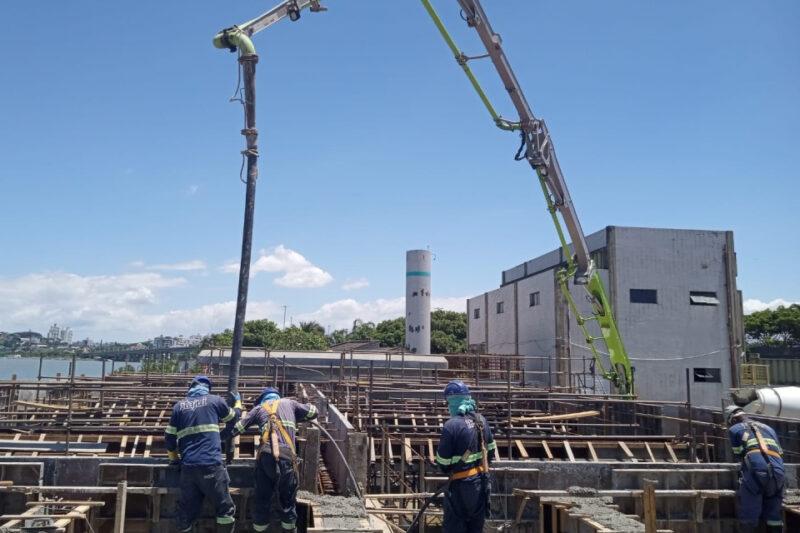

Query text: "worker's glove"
[229, 391, 242, 410]
[167, 450, 181, 466]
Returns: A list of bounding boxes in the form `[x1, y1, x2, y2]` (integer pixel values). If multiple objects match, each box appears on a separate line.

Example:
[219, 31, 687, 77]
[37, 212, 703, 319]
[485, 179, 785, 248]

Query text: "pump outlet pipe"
[212, 28, 259, 398]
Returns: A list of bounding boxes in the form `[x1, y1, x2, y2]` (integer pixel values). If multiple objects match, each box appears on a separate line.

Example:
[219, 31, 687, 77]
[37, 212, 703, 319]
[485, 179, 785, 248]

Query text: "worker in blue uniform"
[435, 380, 495, 533]
[222, 386, 318, 533]
[725, 405, 785, 533]
[165, 375, 242, 532]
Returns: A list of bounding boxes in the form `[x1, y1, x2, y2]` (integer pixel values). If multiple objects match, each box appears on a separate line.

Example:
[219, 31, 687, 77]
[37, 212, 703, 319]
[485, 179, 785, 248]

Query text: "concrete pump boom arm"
[212, 0, 635, 395]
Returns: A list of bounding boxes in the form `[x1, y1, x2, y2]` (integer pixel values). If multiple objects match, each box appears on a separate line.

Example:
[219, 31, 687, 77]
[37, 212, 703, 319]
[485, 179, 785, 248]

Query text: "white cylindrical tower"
[405, 249, 432, 354]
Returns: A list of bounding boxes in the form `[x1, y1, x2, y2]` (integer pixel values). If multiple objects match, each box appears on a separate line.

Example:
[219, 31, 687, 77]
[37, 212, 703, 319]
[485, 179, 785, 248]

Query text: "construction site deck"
[0, 354, 798, 532]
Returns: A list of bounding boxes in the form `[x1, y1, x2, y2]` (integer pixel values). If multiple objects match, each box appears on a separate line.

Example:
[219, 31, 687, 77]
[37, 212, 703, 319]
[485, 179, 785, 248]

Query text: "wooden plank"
[403, 437, 412, 464]
[512, 410, 600, 423]
[563, 440, 575, 462]
[644, 441, 657, 463]
[129, 435, 139, 458]
[515, 439, 529, 459]
[143, 435, 153, 458]
[118, 435, 128, 458]
[427, 439, 435, 464]
[541, 440, 554, 460]
[643, 480, 657, 532]
[665, 442, 678, 463]
[619, 441, 636, 462]
[587, 441, 599, 462]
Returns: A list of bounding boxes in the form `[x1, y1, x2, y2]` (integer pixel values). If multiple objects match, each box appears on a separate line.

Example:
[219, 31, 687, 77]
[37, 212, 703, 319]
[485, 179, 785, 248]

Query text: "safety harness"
[261, 400, 299, 475]
[449, 412, 490, 481]
[742, 422, 782, 488]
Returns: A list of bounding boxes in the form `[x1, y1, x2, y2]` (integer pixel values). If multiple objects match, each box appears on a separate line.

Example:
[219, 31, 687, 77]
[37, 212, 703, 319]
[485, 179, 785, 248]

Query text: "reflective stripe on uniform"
[732, 446, 743, 454]
[436, 450, 484, 466]
[177, 423, 220, 440]
[221, 408, 236, 423]
[486, 441, 497, 451]
[253, 524, 268, 532]
[216, 515, 235, 525]
[165, 425, 178, 435]
[281, 520, 296, 530]
[305, 405, 317, 420]
[766, 520, 783, 526]
[234, 421, 246, 433]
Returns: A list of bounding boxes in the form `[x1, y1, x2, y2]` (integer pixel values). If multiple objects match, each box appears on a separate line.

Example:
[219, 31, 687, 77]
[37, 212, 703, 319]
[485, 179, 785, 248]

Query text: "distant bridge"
[86, 346, 198, 363]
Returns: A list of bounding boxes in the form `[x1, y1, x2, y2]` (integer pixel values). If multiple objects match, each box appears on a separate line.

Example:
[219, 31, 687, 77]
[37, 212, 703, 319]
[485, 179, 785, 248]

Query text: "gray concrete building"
[467, 226, 745, 407]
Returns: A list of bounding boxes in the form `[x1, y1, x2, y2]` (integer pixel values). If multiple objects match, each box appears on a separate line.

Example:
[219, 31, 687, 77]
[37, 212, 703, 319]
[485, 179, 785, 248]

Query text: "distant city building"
[47, 323, 61, 343]
[152, 334, 203, 349]
[188, 335, 203, 347]
[60, 327, 73, 344]
[46, 323, 73, 344]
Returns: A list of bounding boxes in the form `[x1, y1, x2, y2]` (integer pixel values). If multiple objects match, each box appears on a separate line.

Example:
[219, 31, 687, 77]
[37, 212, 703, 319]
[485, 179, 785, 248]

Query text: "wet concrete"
[545, 486, 645, 532]
[297, 490, 367, 530]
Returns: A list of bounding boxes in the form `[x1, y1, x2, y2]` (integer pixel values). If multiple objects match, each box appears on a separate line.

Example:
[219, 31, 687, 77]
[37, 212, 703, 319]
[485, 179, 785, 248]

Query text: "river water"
[0, 356, 141, 380]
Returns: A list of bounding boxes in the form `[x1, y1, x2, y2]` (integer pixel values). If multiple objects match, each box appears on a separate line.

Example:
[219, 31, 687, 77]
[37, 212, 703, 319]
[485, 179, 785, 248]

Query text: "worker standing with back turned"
[725, 405, 785, 532]
[222, 386, 318, 533]
[435, 380, 496, 533]
[164, 375, 242, 532]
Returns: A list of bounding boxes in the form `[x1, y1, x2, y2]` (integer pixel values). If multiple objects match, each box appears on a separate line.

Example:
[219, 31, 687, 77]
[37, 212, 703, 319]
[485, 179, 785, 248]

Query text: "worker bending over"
[165, 375, 242, 532]
[223, 386, 318, 533]
[725, 405, 785, 532]
[435, 380, 495, 533]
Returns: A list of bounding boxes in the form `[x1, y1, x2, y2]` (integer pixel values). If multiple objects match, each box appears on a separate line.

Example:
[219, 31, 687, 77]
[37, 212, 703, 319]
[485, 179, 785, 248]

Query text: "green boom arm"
[420, 0, 634, 395]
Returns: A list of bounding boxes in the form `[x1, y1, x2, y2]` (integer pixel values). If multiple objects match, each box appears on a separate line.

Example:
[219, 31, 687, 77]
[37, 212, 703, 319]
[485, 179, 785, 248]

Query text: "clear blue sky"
[1, 1, 798, 341]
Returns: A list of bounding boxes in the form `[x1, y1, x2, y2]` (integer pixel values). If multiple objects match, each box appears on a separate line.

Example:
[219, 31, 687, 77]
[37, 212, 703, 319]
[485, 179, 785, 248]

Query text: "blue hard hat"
[444, 380, 469, 397]
[255, 386, 280, 406]
[190, 375, 212, 389]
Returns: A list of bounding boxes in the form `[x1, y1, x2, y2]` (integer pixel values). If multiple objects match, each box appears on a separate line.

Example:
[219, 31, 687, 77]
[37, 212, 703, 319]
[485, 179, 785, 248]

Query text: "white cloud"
[151, 300, 280, 336]
[743, 298, 798, 314]
[223, 245, 332, 288]
[187, 184, 199, 196]
[148, 260, 207, 272]
[0, 272, 185, 338]
[296, 296, 466, 330]
[342, 278, 369, 291]
[0, 270, 283, 341]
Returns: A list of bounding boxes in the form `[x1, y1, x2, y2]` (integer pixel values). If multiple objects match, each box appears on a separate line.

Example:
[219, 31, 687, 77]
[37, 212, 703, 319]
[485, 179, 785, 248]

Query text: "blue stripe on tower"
[406, 271, 431, 277]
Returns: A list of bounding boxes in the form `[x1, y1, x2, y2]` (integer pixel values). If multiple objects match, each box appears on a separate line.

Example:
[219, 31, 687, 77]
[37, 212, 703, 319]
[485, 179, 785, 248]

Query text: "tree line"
[203, 309, 467, 354]
[745, 303, 800, 346]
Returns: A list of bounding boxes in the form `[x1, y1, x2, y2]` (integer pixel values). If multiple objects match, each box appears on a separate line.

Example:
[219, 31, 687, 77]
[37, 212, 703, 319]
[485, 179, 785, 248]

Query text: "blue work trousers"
[443, 473, 489, 533]
[253, 453, 299, 531]
[176, 463, 236, 531]
[738, 468, 784, 529]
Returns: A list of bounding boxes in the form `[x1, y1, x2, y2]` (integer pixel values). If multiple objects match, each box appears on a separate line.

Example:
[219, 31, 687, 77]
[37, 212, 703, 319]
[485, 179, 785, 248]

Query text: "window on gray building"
[690, 291, 720, 306]
[496, 301, 504, 314]
[693, 368, 721, 383]
[630, 289, 658, 304]
[473, 308, 480, 319]
[529, 291, 540, 307]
